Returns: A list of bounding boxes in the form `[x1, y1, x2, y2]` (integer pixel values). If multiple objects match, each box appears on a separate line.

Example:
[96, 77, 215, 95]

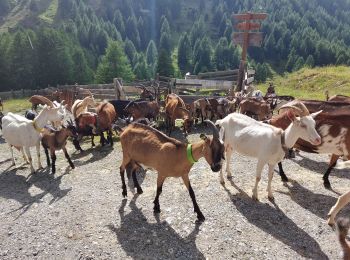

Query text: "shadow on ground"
[71, 145, 114, 166]
[223, 180, 328, 259]
[277, 180, 342, 220]
[0, 164, 71, 217]
[108, 196, 205, 259]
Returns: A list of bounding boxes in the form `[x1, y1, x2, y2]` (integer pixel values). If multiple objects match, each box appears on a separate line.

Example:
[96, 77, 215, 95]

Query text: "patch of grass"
[256, 66, 350, 100]
[2, 98, 31, 113]
[38, 0, 57, 24]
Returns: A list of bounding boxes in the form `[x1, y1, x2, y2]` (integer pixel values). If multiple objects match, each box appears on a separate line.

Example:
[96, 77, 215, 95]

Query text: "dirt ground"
[0, 125, 350, 259]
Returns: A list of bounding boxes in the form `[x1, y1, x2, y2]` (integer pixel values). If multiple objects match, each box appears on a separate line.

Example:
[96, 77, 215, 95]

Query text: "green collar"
[186, 144, 197, 164]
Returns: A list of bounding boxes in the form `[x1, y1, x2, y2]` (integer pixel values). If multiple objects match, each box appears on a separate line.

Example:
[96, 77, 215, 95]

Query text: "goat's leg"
[182, 174, 205, 222]
[278, 162, 288, 182]
[108, 129, 113, 147]
[91, 135, 95, 147]
[9, 144, 15, 166]
[50, 150, 56, 174]
[20, 148, 29, 164]
[120, 166, 128, 197]
[324, 154, 339, 189]
[220, 147, 233, 184]
[36, 142, 43, 169]
[62, 146, 74, 169]
[153, 175, 166, 213]
[132, 169, 143, 194]
[327, 191, 350, 226]
[252, 160, 265, 201]
[267, 164, 275, 200]
[73, 138, 84, 152]
[43, 146, 50, 167]
[24, 146, 35, 173]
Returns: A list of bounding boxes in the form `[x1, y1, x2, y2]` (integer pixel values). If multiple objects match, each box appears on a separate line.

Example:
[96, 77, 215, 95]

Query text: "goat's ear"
[287, 110, 296, 121]
[200, 133, 207, 140]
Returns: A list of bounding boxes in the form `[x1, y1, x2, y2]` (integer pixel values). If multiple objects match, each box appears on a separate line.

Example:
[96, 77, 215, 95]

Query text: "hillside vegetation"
[258, 66, 350, 100]
[1, 0, 350, 92]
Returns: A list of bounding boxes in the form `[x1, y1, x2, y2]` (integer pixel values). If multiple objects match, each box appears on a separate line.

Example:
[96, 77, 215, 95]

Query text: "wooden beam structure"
[232, 12, 267, 91]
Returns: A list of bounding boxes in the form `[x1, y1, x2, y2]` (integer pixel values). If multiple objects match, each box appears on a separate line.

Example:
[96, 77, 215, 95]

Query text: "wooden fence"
[0, 69, 253, 104]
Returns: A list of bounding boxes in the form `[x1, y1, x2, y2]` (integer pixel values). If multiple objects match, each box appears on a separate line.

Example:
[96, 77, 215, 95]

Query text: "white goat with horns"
[216, 104, 322, 200]
[1, 105, 65, 173]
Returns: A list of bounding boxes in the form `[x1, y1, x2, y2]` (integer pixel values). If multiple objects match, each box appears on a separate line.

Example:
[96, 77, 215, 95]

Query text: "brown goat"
[268, 100, 350, 188]
[74, 102, 117, 150]
[336, 218, 350, 260]
[165, 94, 193, 136]
[28, 95, 54, 111]
[193, 98, 211, 123]
[119, 120, 224, 222]
[41, 123, 77, 174]
[328, 94, 350, 103]
[124, 101, 159, 121]
[240, 98, 272, 121]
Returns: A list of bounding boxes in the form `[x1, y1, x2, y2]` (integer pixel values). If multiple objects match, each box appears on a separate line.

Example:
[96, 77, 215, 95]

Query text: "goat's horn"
[205, 120, 219, 140]
[279, 105, 303, 115]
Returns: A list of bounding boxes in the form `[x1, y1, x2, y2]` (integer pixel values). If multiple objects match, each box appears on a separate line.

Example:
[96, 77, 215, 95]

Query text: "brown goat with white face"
[41, 123, 77, 174]
[119, 120, 224, 222]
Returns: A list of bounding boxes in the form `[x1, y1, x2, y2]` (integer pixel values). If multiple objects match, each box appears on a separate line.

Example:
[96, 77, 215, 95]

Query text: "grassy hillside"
[38, 0, 58, 24]
[257, 66, 350, 100]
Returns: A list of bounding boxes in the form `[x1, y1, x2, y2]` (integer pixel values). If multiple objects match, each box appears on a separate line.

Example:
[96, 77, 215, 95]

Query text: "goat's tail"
[335, 160, 350, 170]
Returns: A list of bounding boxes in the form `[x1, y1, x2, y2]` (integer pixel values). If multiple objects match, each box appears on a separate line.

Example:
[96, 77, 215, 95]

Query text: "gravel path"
[0, 126, 350, 259]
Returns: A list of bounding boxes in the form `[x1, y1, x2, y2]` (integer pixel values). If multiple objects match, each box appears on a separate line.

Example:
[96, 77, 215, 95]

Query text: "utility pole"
[232, 12, 267, 92]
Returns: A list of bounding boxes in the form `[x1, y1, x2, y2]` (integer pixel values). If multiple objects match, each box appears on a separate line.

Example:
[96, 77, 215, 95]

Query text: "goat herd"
[1, 90, 350, 256]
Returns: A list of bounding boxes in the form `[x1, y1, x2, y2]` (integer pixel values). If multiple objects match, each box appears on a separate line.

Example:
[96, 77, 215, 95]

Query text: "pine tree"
[305, 55, 315, 67]
[157, 49, 174, 77]
[8, 30, 38, 89]
[113, 10, 125, 38]
[125, 15, 141, 49]
[124, 38, 137, 66]
[95, 41, 134, 83]
[36, 28, 74, 87]
[71, 47, 93, 84]
[177, 32, 192, 75]
[146, 40, 158, 66]
[133, 53, 151, 80]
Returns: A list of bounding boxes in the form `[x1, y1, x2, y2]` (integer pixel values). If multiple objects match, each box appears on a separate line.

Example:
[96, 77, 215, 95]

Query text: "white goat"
[216, 108, 322, 200]
[1, 105, 64, 173]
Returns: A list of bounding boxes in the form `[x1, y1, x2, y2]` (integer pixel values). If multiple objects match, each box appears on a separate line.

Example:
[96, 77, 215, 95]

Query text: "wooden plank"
[246, 76, 254, 84]
[232, 32, 263, 47]
[235, 22, 261, 31]
[247, 69, 255, 75]
[197, 69, 239, 78]
[232, 13, 267, 21]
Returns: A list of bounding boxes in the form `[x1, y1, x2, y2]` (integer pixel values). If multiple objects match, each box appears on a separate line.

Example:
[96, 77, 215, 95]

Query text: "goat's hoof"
[268, 195, 275, 201]
[122, 190, 127, 198]
[71, 165, 75, 169]
[323, 181, 331, 190]
[252, 195, 259, 201]
[220, 180, 225, 185]
[280, 175, 288, 182]
[136, 187, 143, 194]
[227, 175, 232, 179]
[327, 218, 335, 228]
